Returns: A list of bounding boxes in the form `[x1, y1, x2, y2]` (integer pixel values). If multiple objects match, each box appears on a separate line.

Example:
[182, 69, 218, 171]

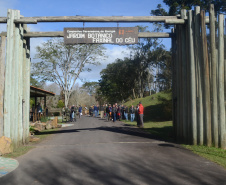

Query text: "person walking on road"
[78, 105, 82, 118]
[117, 105, 122, 121]
[138, 102, 144, 128]
[94, 105, 98, 117]
[100, 104, 104, 118]
[112, 104, 117, 122]
[106, 104, 110, 121]
[136, 104, 139, 127]
[124, 106, 129, 121]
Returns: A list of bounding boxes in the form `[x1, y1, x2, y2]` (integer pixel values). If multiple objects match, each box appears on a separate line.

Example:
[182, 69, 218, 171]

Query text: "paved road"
[0, 116, 225, 185]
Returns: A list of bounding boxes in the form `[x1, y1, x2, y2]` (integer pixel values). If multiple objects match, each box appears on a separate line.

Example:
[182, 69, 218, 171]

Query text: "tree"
[68, 84, 96, 107]
[82, 81, 99, 96]
[129, 26, 163, 98]
[30, 76, 43, 88]
[98, 56, 151, 102]
[32, 38, 106, 107]
[57, 100, 65, 108]
[151, 1, 226, 16]
[43, 82, 61, 95]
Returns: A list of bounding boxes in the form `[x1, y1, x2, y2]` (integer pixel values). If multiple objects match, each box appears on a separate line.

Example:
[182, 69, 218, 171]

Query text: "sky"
[0, 0, 171, 85]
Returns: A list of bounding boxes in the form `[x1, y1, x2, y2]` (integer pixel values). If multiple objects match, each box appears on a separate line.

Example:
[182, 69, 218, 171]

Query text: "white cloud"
[79, 46, 131, 82]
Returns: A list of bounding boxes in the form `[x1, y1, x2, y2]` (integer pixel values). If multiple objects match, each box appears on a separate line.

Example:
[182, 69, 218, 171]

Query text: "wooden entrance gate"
[0, 4, 225, 149]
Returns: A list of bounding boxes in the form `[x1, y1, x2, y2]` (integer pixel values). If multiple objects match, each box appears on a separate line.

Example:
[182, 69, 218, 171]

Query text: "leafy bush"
[40, 116, 48, 123]
[30, 98, 35, 108]
[57, 100, 65, 108]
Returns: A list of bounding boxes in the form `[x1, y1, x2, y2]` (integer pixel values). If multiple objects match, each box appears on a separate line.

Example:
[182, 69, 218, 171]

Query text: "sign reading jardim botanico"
[64, 27, 138, 45]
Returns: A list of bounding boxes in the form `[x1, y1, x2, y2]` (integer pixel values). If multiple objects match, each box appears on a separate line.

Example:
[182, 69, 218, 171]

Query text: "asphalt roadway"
[0, 116, 225, 185]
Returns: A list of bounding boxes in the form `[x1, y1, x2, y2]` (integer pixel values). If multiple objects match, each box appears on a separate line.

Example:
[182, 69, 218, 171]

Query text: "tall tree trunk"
[132, 88, 136, 99]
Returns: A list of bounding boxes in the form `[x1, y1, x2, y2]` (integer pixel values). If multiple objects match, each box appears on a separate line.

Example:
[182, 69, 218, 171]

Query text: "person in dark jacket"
[89, 106, 93, 117]
[70, 105, 76, 122]
[117, 105, 121, 121]
[112, 104, 117, 122]
[121, 105, 125, 119]
[94, 105, 98, 117]
[78, 105, 82, 118]
[106, 104, 110, 121]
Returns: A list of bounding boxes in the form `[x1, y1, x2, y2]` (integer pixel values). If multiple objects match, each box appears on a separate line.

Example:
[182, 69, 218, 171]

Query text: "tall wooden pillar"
[22, 24, 31, 143]
[3, 9, 29, 147]
[188, 10, 197, 145]
[200, 10, 212, 146]
[194, 7, 203, 145]
[0, 36, 6, 137]
[181, 9, 188, 142]
[218, 14, 226, 149]
[171, 28, 177, 140]
[210, 4, 218, 147]
[4, 9, 15, 139]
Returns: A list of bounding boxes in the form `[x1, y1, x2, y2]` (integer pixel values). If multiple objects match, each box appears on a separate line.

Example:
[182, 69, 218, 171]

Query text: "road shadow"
[35, 125, 164, 141]
[1, 145, 225, 185]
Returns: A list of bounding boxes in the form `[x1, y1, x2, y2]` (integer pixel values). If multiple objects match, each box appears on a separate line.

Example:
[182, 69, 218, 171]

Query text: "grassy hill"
[123, 90, 173, 141]
[124, 90, 172, 122]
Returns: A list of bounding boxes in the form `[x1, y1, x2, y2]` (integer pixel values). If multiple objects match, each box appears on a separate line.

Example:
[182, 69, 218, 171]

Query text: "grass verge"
[183, 145, 226, 168]
[3, 128, 59, 159]
[123, 120, 173, 141]
[3, 146, 34, 158]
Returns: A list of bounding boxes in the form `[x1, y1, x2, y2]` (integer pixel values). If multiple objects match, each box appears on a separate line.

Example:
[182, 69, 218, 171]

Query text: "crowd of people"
[62, 102, 144, 128]
[62, 105, 83, 122]
[88, 102, 144, 128]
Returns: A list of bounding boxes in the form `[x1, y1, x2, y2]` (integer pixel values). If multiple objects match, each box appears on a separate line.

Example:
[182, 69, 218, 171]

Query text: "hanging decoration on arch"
[64, 27, 138, 45]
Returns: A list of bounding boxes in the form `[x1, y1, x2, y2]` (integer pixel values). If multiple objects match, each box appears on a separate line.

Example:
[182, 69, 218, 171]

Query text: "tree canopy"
[151, 0, 226, 16]
[32, 38, 106, 107]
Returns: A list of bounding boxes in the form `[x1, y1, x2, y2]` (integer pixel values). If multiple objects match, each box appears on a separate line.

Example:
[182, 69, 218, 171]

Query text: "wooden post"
[25, 36, 31, 142]
[218, 14, 226, 149]
[17, 18, 24, 144]
[171, 28, 177, 140]
[4, 9, 15, 139]
[13, 10, 21, 146]
[181, 9, 187, 142]
[188, 10, 197, 145]
[0, 36, 6, 137]
[178, 24, 183, 141]
[194, 7, 204, 145]
[185, 17, 191, 143]
[21, 24, 31, 143]
[175, 26, 181, 140]
[22, 37, 27, 144]
[44, 96, 46, 108]
[200, 10, 212, 146]
[210, 4, 218, 147]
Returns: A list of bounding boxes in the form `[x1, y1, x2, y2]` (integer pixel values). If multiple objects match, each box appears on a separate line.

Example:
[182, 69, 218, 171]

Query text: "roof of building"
[30, 85, 55, 97]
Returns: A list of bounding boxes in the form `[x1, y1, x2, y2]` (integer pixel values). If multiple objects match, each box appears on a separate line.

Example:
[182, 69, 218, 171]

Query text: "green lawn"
[123, 120, 173, 141]
[183, 145, 226, 168]
[3, 128, 59, 158]
[3, 145, 34, 158]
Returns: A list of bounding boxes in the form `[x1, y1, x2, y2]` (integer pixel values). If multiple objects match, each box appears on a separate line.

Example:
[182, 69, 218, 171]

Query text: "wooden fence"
[172, 5, 226, 148]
